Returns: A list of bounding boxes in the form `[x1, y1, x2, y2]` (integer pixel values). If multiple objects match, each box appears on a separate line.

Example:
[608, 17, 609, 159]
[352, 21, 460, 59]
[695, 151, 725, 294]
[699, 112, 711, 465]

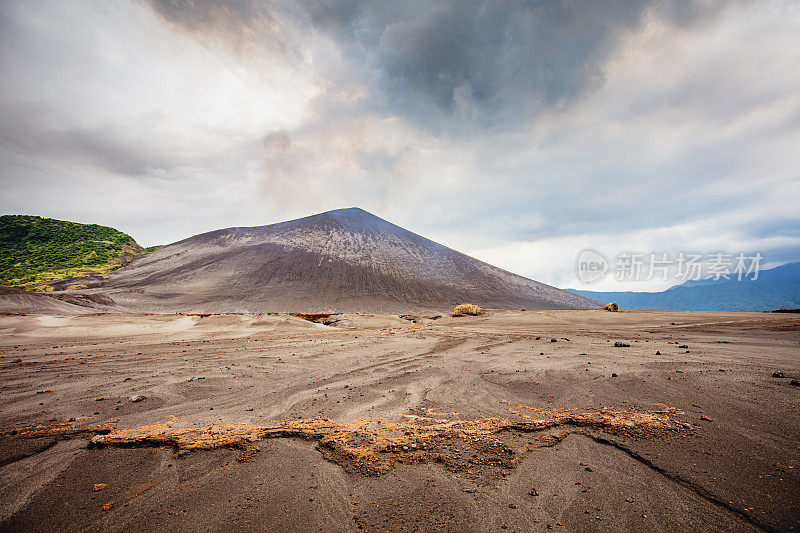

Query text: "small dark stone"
[611, 373, 618, 378]
[790, 379, 800, 387]
[614, 342, 630, 348]
[550, 338, 557, 343]
[772, 371, 785, 378]
[679, 345, 688, 349]
[529, 488, 539, 496]
[655, 351, 661, 355]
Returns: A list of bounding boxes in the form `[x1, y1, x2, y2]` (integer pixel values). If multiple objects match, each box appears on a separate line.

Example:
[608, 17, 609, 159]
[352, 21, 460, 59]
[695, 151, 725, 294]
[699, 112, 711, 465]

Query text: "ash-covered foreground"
[0, 310, 798, 531]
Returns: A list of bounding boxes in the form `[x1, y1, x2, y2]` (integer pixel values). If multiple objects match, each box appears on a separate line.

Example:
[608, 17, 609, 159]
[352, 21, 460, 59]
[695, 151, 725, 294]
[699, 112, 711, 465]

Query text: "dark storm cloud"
[143, 0, 742, 132]
[145, 0, 283, 53]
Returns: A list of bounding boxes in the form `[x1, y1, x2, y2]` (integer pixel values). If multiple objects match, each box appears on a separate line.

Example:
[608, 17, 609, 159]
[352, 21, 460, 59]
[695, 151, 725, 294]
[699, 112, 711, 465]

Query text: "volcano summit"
[98, 208, 599, 313]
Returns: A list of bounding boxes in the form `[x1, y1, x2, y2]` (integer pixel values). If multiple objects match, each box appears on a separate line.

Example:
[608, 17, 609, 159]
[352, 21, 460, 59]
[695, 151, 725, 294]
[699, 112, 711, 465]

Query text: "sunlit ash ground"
[0, 310, 798, 532]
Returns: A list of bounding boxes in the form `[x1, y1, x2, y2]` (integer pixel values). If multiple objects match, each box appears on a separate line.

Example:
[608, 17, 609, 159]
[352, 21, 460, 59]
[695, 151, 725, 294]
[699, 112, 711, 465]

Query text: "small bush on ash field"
[452, 304, 483, 317]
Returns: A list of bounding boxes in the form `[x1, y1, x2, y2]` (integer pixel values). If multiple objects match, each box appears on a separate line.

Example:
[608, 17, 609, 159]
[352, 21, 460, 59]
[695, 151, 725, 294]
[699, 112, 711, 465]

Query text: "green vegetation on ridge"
[0, 215, 156, 287]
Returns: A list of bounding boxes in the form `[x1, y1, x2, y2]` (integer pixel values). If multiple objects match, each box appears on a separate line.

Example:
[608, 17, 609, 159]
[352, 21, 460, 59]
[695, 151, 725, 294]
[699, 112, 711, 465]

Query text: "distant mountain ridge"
[98, 207, 601, 313]
[567, 262, 800, 311]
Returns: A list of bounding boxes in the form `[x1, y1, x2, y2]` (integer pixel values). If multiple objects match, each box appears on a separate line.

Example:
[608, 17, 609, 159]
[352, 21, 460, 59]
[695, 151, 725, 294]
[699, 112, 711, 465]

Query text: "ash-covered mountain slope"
[103, 208, 601, 313]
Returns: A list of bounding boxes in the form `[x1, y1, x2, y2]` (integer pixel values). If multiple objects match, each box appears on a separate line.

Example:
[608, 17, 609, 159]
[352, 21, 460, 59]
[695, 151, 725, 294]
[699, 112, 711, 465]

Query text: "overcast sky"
[2, 0, 799, 290]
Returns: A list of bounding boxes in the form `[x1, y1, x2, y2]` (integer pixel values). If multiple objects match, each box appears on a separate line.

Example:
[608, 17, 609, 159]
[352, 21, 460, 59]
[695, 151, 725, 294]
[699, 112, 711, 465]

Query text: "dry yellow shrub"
[452, 304, 483, 317]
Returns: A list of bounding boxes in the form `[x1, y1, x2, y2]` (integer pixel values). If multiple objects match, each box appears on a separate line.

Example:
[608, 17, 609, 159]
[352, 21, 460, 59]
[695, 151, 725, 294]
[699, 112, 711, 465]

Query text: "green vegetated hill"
[0, 215, 158, 288]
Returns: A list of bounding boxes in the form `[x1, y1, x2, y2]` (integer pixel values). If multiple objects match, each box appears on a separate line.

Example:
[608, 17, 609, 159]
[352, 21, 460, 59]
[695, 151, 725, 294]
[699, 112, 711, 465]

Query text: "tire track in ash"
[256, 333, 467, 421]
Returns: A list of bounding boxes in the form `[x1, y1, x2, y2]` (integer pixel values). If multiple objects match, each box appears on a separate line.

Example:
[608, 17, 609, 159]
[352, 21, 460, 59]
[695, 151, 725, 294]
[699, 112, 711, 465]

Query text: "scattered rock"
[700, 415, 712, 422]
[655, 351, 661, 355]
[123, 377, 132, 382]
[550, 339, 558, 343]
[129, 395, 145, 403]
[102, 501, 114, 511]
[772, 371, 785, 378]
[528, 488, 538, 496]
[678, 345, 688, 349]
[613, 342, 630, 348]
[611, 373, 618, 378]
[791, 380, 800, 387]
[508, 503, 517, 509]
[92, 483, 107, 492]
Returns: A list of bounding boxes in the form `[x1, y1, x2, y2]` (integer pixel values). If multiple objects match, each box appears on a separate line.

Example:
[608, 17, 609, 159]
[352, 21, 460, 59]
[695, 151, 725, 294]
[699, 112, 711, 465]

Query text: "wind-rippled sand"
[0, 310, 798, 531]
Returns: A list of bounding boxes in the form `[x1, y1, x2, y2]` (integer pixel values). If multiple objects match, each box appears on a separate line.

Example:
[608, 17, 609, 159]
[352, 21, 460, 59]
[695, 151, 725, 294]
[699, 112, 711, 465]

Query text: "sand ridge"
[2, 405, 689, 478]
